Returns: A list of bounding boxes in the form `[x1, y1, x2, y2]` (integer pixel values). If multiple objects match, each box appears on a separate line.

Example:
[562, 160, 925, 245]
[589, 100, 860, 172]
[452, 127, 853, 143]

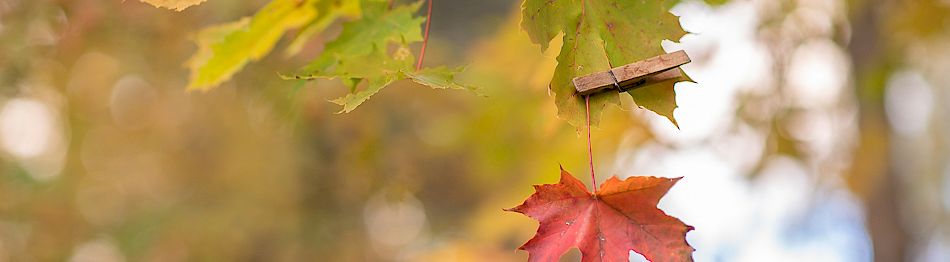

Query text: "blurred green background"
[1, 0, 949, 261]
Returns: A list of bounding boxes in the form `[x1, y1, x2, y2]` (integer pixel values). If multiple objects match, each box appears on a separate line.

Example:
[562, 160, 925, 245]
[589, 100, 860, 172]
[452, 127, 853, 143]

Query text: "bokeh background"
[1, 0, 949, 261]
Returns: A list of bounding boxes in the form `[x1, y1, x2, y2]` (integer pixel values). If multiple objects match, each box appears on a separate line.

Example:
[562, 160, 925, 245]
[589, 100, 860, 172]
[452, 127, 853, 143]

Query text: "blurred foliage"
[722, 0, 950, 260]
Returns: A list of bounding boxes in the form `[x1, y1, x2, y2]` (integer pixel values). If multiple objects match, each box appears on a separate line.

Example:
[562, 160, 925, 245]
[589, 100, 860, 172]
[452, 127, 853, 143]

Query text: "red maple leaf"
[507, 167, 694, 262]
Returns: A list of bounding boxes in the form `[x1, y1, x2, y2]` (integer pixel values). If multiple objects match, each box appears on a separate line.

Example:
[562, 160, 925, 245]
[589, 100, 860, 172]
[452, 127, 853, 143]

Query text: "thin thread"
[585, 95, 596, 192]
[415, 0, 433, 71]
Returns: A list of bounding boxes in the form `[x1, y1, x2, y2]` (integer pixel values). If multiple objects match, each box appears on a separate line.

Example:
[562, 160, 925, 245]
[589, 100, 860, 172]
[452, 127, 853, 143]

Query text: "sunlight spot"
[68, 237, 125, 262]
[0, 98, 66, 181]
[0, 99, 54, 158]
[364, 190, 428, 250]
[785, 40, 850, 108]
[110, 75, 156, 130]
[884, 70, 933, 137]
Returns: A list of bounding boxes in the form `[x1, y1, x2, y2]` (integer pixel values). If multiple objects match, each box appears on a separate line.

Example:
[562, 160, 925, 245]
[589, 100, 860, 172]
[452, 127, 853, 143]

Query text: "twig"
[415, 0, 433, 71]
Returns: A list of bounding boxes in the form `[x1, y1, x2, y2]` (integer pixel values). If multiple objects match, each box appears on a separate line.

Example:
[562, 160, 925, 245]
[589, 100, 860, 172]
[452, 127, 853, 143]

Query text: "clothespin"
[572, 50, 691, 96]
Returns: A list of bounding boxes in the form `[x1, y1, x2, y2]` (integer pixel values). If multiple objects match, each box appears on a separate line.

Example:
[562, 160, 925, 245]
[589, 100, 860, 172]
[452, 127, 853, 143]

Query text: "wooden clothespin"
[572, 50, 691, 96]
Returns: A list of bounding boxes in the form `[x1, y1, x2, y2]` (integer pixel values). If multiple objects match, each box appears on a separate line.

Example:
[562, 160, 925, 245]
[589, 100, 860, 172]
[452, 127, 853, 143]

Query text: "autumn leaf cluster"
[137, 0, 698, 261]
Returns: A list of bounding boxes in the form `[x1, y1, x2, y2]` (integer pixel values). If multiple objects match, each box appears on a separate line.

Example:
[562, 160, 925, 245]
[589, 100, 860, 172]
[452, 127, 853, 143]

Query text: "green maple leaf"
[522, 0, 692, 128]
[285, 0, 362, 56]
[286, 1, 476, 113]
[186, 0, 317, 91]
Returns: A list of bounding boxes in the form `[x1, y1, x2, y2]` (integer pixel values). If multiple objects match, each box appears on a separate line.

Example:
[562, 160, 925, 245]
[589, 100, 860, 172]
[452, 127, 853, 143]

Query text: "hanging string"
[415, 0, 433, 71]
[585, 95, 596, 192]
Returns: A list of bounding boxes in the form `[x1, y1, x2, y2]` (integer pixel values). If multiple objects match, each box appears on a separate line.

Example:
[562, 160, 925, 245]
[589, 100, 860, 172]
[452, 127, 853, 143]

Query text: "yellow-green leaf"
[405, 66, 477, 92]
[285, 0, 362, 56]
[186, 0, 316, 91]
[138, 0, 207, 11]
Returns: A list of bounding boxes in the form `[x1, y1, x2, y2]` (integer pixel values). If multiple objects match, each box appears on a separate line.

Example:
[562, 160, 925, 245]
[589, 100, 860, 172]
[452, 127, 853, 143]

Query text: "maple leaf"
[137, 0, 208, 11]
[507, 167, 693, 262]
[521, 0, 692, 128]
[285, 0, 362, 56]
[186, 0, 317, 91]
[286, 1, 476, 113]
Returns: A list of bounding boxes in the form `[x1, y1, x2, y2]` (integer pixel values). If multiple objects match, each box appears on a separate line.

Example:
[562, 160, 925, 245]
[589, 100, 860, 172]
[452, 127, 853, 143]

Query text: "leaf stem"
[416, 0, 433, 71]
[585, 95, 596, 192]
